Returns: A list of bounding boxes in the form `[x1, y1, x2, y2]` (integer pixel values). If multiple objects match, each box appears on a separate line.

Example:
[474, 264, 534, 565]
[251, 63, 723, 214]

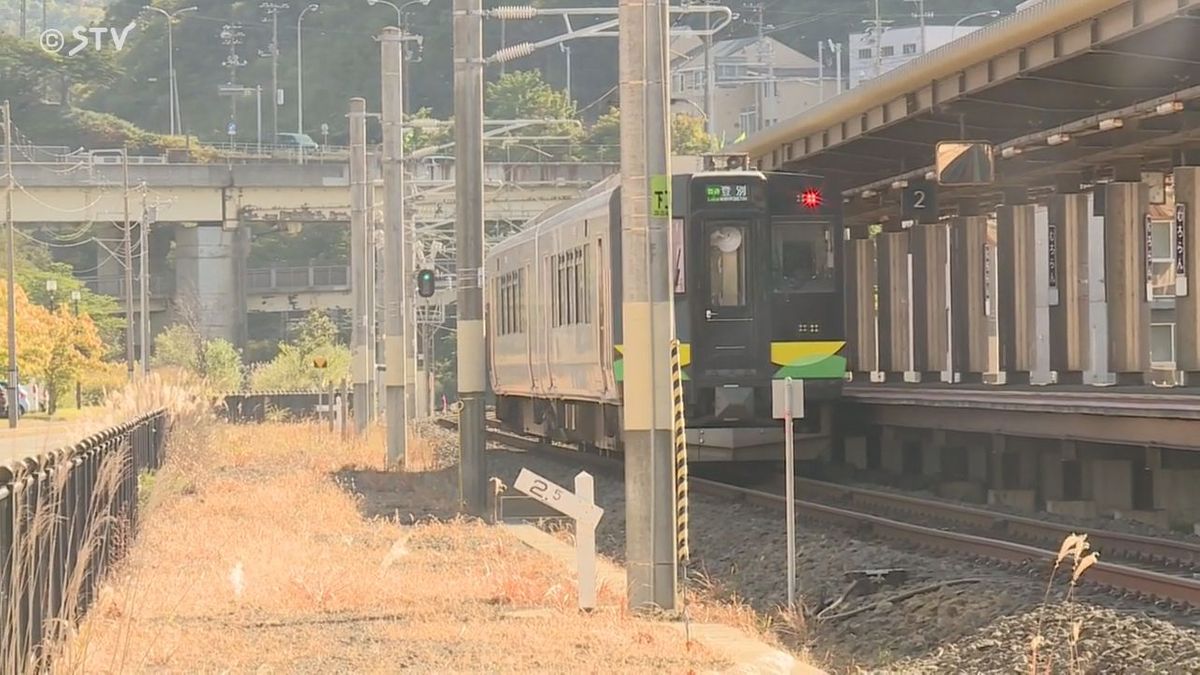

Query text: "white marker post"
[772, 377, 805, 612]
[513, 468, 605, 610]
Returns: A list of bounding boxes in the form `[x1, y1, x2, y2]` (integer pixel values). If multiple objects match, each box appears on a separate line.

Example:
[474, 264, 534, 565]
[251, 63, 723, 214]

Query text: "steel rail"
[450, 418, 1200, 608]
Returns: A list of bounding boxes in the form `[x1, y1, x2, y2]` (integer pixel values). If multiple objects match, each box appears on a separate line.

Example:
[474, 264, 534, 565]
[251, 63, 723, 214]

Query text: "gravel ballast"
[470, 440, 1200, 673]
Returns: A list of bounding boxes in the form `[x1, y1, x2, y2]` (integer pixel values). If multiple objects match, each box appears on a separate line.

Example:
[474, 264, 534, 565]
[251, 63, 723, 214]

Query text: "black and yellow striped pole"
[669, 339, 689, 564]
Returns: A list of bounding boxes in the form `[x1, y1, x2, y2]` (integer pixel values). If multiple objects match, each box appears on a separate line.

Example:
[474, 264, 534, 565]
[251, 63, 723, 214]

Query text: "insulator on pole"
[487, 6, 538, 20]
[491, 42, 537, 63]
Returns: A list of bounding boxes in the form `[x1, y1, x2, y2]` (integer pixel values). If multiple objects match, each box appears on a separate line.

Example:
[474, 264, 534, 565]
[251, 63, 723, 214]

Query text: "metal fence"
[0, 410, 168, 671]
[245, 266, 350, 293]
[222, 391, 349, 423]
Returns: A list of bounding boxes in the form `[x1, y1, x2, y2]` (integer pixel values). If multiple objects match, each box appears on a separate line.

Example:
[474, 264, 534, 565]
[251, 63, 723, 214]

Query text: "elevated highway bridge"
[8, 155, 614, 346]
[731, 0, 1200, 530]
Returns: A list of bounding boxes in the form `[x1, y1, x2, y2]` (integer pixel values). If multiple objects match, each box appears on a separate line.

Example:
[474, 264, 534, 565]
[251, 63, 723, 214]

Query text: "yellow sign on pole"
[650, 174, 671, 218]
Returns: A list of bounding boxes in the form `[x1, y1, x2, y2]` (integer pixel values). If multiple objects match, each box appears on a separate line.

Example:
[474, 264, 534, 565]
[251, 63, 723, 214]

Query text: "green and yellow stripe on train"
[613, 341, 846, 382]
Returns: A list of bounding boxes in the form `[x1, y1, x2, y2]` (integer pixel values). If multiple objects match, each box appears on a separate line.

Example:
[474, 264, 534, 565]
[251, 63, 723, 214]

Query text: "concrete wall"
[174, 224, 249, 345]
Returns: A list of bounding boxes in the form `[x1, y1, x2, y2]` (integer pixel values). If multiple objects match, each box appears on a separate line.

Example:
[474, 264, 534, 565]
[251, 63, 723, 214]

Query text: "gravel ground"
[462, 436, 1200, 674]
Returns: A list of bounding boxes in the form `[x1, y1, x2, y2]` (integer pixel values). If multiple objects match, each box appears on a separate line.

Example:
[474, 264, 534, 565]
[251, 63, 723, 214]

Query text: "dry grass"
[1028, 533, 1101, 675]
[1, 373, 215, 674]
[52, 422, 733, 673]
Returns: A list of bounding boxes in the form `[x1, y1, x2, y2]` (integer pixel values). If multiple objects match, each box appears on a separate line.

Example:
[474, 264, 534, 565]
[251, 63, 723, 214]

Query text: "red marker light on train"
[799, 188, 823, 210]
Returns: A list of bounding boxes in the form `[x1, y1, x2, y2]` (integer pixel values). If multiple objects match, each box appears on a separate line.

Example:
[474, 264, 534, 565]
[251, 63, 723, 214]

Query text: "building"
[669, 36, 839, 144]
[848, 24, 986, 89]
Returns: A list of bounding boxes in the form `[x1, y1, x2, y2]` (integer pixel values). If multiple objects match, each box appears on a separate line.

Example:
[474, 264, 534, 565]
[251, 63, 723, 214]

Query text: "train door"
[692, 214, 770, 374]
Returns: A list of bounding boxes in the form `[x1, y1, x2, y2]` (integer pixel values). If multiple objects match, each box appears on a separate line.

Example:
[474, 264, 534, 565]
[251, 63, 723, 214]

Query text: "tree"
[16, 237, 124, 358]
[484, 70, 581, 160]
[151, 323, 244, 391]
[31, 307, 105, 414]
[249, 310, 350, 391]
[0, 280, 108, 412]
[582, 107, 715, 158]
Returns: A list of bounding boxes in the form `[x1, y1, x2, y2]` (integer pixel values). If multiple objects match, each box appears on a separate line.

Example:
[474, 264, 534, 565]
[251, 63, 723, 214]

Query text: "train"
[485, 154, 846, 462]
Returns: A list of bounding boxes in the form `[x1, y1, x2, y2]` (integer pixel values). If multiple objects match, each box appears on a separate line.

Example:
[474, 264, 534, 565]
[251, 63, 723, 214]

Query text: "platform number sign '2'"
[902, 180, 939, 224]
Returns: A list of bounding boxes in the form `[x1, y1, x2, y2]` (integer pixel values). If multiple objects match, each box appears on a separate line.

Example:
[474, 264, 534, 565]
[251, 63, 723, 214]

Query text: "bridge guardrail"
[246, 266, 349, 292]
[0, 410, 168, 670]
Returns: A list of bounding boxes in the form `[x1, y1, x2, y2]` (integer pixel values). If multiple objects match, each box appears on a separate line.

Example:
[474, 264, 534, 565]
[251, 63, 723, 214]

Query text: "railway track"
[438, 418, 1200, 608]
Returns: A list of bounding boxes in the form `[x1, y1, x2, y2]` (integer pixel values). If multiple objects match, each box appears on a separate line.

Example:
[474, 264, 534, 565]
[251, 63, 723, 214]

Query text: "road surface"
[0, 425, 80, 465]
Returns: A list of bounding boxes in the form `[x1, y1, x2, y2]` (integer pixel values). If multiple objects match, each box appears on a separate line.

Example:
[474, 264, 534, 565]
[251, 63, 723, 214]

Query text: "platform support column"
[1174, 165, 1200, 382]
[950, 215, 990, 382]
[997, 202, 1052, 384]
[876, 229, 913, 380]
[1101, 181, 1151, 383]
[844, 229, 878, 379]
[911, 223, 951, 382]
[1048, 191, 1090, 382]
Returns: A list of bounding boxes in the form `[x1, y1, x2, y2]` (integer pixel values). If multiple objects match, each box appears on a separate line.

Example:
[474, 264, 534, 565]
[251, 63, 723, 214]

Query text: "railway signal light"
[800, 188, 823, 210]
[416, 269, 436, 298]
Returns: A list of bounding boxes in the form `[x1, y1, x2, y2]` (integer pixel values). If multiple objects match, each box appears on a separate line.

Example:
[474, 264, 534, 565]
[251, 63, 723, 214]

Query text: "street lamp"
[366, 0, 430, 25]
[297, 3, 320, 138]
[45, 279, 57, 312]
[952, 10, 1001, 38]
[143, 5, 198, 136]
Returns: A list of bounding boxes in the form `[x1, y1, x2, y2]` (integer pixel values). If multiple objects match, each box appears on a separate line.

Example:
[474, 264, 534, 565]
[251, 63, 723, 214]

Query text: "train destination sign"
[706, 184, 749, 203]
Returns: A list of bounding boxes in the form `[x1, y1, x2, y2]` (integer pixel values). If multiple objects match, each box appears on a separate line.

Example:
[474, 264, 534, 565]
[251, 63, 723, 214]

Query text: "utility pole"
[619, 0, 677, 611]
[139, 188, 151, 375]
[349, 97, 370, 433]
[366, 150, 378, 422]
[703, 1, 715, 136]
[261, 3, 289, 139]
[122, 149, 134, 380]
[3, 101, 18, 429]
[453, 0, 487, 516]
[873, 0, 883, 79]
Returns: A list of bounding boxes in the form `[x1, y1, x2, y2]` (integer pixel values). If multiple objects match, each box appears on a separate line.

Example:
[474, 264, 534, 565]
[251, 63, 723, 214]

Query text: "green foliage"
[247, 224, 348, 267]
[15, 238, 124, 357]
[672, 113, 714, 155]
[483, 70, 581, 161]
[581, 108, 714, 159]
[152, 323, 245, 392]
[248, 310, 350, 391]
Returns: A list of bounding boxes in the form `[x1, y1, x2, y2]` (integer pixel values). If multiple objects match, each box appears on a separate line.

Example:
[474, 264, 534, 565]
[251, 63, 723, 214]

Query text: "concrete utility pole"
[3, 101, 18, 428]
[139, 188, 150, 375]
[703, 2, 715, 136]
[619, 0, 678, 611]
[122, 150, 135, 380]
[261, 2, 289, 139]
[453, 0, 487, 516]
[349, 97, 370, 433]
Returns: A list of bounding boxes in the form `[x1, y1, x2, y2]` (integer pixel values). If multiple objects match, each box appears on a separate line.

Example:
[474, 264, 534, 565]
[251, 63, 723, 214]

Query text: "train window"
[708, 224, 747, 307]
[772, 223, 835, 293]
[672, 218, 686, 293]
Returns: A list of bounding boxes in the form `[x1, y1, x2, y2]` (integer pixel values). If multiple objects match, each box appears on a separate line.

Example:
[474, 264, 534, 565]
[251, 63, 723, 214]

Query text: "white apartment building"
[669, 36, 839, 144]
[848, 24, 985, 89]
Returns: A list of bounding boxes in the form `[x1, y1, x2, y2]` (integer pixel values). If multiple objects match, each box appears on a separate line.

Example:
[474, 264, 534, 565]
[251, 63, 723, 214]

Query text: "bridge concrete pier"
[949, 215, 991, 383]
[911, 223, 951, 383]
[1101, 182, 1151, 384]
[876, 230, 914, 381]
[174, 223, 249, 346]
[844, 232, 878, 380]
[1048, 192, 1091, 383]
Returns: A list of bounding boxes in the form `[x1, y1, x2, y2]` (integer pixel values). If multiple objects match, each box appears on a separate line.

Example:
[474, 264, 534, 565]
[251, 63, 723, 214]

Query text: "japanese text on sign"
[706, 184, 749, 203]
[1047, 222, 1058, 289]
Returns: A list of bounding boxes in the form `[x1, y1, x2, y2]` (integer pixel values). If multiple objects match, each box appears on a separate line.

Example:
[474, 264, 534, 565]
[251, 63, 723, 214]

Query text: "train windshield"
[772, 221, 835, 293]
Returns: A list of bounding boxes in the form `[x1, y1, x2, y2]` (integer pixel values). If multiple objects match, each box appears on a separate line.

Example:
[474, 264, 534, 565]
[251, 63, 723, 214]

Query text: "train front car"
[665, 160, 846, 462]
